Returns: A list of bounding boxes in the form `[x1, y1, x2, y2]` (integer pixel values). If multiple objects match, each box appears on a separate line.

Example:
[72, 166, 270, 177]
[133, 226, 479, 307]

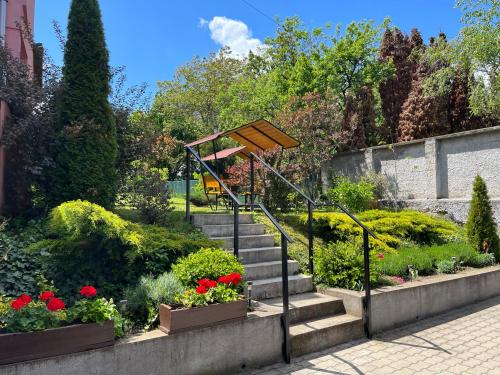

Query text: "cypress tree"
[465, 176, 500, 260]
[49, 0, 117, 208]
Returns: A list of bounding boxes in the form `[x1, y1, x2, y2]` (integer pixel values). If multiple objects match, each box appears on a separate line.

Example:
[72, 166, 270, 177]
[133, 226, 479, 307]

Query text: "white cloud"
[201, 16, 265, 58]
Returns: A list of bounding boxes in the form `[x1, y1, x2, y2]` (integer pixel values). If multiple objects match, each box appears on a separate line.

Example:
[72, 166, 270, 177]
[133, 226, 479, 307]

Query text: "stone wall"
[322, 126, 500, 223]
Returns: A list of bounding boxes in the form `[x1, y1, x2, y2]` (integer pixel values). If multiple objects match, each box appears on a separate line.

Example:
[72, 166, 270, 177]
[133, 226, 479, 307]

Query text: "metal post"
[250, 154, 255, 211]
[281, 233, 291, 363]
[362, 228, 372, 339]
[307, 201, 314, 276]
[233, 201, 239, 258]
[185, 149, 191, 222]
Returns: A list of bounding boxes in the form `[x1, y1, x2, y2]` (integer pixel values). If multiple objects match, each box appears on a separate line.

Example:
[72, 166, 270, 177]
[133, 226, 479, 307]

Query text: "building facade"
[0, 0, 35, 212]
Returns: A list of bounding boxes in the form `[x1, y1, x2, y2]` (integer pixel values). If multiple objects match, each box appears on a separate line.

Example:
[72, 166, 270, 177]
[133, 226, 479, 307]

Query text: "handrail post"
[307, 201, 314, 275]
[280, 233, 291, 363]
[250, 154, 255, 211]
[185, 148, 191, 222]
[362, 228, 372, 339]
[233, 202, 239, 258]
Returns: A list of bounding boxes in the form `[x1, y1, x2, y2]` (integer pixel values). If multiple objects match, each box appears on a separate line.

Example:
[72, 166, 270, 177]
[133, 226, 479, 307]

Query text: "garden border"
[323, 265, 500, 333]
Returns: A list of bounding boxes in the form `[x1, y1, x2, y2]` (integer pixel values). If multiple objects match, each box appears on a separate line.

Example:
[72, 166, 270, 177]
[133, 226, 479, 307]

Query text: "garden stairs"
[191, 213, 364, 357]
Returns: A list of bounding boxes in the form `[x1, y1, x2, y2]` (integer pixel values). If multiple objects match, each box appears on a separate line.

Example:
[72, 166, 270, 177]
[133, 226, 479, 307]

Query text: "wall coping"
[330, 125, 500, 158]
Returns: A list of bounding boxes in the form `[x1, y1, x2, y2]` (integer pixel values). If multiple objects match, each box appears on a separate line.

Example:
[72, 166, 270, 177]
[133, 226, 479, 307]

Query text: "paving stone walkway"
[251, 296, 500, 375]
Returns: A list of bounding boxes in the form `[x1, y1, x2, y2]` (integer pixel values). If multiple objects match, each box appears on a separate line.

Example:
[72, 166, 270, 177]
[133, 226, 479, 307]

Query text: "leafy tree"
[49, 0, 117, 208]
[465, 175, 499, 260]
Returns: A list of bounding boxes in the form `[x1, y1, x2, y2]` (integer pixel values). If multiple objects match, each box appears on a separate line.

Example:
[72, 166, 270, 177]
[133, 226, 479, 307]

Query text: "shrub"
[375, 247, 435, 277]
[359, 172, 392, 201]
[124, 272, 186, 328]
[30, 200, 215, 302]
[314, 242, 379, 290]
[470, 253, 496, 268]
[172, 248, 244, 288]
[436, 260, 457, 274]
[304, 209, 460, 252]
[327, 176, 375, 212]
[465, 176, 500, 260]
[0, 220, 45, 296]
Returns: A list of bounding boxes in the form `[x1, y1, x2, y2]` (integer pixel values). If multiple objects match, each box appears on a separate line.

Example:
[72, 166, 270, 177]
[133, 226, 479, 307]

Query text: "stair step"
[238, 247, 282, 263]
[250, 275, 313, 300]
[245, 260, 299, 280]
[290, 314, 364, 357]
[191, 214, 254, 226]
[214, 234, 275, 250]
[201, 223, 266, 237]
[259, 293, 345, 324]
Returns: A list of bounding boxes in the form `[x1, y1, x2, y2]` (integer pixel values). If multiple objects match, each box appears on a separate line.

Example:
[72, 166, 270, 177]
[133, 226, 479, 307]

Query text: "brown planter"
[159, 300, 247, 334]
[0, 320, 114, 366]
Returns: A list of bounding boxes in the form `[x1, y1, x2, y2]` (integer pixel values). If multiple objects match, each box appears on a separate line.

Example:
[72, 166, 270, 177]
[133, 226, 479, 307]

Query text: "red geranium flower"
[198, 278, 217, 288]
[11, 298, 26, 311]
[195, 285, 207, 294]
[228, 272, 241, 285]
[80, 285, 97, 298]
[47, 297, 65, 311]
[39, 291, 55, 301]
[377, 253, 385, 259]
[19, 294, 32, 304]
[218, 275, 230, 284]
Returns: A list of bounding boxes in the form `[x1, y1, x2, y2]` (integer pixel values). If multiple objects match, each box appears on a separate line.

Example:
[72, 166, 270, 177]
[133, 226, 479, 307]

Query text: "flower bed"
[0, 286, 123, 365]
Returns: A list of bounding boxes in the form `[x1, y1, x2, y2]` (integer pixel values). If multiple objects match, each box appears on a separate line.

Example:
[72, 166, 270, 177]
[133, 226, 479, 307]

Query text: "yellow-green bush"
[301, 209, 460, 252]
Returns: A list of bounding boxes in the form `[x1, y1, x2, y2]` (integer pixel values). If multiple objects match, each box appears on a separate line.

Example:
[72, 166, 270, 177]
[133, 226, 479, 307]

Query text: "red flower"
[228, 272, 241, 285]
[218, 275, 230, 284]
[47, 297, 65, 311]
[11, 299, 26, 311]
[19, 294, 32, 304]
[39, 291, 55, 301]
[377, 253, 385, 259]
[80, 285, 97, 298]
[198, 278, 217, 288]
[195, 285, 207, 294]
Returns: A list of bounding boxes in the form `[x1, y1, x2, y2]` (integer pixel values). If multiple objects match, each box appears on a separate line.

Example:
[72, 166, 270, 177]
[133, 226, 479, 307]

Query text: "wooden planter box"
[0, 320, 114, 366]
[159, 300, 247, 334]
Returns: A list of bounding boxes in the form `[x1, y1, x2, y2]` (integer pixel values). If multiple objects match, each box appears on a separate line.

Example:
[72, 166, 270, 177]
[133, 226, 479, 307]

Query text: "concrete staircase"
[192, 213, 313, 300]
[259, 293, 364, 357]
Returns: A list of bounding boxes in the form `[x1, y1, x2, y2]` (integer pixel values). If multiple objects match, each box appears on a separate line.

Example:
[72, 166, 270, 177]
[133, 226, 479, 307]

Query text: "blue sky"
[35, 0, 463, 95]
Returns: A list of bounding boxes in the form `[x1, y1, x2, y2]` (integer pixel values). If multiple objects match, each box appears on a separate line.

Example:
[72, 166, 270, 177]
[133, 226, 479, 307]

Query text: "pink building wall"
[0, 0, 35, 212]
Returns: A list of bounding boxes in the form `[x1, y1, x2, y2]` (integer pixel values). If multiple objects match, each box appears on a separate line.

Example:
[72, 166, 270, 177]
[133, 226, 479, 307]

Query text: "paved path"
[251, 296, 500, 375]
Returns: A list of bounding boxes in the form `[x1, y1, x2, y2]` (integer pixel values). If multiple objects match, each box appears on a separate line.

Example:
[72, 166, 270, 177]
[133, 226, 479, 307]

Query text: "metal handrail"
[249, 203, 293, 243]
[249, 152, 315, 205]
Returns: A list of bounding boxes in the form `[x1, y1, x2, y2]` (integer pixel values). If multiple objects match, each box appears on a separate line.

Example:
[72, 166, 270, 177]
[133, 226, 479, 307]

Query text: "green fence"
[167, 180, 198, 195]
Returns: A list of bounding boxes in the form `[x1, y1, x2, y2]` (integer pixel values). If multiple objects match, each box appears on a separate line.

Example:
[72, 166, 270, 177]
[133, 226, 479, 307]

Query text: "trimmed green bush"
[314, 242, 379, 290]
[465, 175, 500, 260]
[303, 209, 460, 252]
[49, 0, 117, 208]
[124, 272, 186, 328]
[29, 200, 215, 302]
[326, 177, 375, 212]
[172, 248, 244, 288]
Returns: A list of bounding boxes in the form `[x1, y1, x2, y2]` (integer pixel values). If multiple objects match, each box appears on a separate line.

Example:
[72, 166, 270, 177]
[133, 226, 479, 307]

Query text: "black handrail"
[248, 151, 376, 339]
[185, 146, 294, 362]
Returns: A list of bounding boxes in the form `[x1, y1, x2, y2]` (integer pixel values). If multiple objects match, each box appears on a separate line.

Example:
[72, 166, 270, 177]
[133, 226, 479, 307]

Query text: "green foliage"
[0, 220, 45, 296]
[124, 272, 186, 328]
[30, 200, 214, 302]
[2, 300, 66, 333]
[49, 0, 117, 208]
[436, 259, 458, 274]
[465, 176, 500, 259]
[375, 242, 490, 277]
[305, 209, 460, 252]
[314, 242, 379, 290]
[327, 176, 375, 212]
[69, 297, 124, 337]
[172, 248, 245, 288]
[120, 161, 172, 224]
[176, 284, 240, 308]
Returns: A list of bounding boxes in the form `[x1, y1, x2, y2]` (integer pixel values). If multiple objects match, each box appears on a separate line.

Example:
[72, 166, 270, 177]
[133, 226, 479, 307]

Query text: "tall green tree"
[465, 175, 500, 260]
[49, 0, 117, 208]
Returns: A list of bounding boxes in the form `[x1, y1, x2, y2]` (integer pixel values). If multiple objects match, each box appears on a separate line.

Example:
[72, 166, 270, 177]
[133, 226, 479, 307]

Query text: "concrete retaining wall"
[322, 126, 500, 223]
[0, 311, 284, 375]
[325, 266, 500, 334]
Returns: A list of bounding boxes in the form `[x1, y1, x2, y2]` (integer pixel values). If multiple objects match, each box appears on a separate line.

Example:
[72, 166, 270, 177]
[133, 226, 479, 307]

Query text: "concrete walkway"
[250, 296, 500, 375]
